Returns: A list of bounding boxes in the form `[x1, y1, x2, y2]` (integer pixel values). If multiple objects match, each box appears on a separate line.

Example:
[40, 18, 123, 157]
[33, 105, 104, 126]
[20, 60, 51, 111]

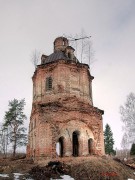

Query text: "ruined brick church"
[27, 37, 105, 159]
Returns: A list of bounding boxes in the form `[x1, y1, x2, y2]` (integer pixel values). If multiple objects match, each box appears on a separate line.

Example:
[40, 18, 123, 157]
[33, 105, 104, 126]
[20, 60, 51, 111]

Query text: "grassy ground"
[69, 156, 135, 180]
[0, 156, 135, 180]
[38, 156, 135, 180]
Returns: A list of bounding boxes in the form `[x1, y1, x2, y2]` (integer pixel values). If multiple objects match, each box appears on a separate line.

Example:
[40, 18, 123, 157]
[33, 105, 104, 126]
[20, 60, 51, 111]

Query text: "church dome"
[54, 37, 69, 52]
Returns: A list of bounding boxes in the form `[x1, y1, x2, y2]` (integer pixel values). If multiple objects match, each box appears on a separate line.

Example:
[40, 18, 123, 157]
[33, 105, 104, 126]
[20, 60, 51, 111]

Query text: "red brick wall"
[27, 100, 104, 159]
[32, 60, 93, 106]
[27, 60, 104, 159]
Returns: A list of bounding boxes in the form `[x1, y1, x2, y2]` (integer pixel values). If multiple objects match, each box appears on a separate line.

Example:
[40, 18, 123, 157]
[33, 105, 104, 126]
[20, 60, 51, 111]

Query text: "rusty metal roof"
[41, 51, 68, 64]
[46, 51, 68, 63]
[42, 51, 78, 64]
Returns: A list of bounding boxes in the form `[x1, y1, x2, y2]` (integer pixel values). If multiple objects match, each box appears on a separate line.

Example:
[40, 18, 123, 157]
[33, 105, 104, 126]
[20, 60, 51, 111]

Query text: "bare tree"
[67, 30, 95, 66]
[80, 29, 91, 64]
[31, 49, 40, 69]
[120, 92, 135, 143]
[121, 133, 129, 158]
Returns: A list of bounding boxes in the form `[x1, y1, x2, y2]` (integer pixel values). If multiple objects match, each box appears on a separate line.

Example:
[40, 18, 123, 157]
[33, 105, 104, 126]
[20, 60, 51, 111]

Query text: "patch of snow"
[127, 179, 134, 180]
[0, 174, 9, 178]
[50, 175, 74, 180]
[0, 173, 34, 179]
[61, 175, 74, 180]
[13, 173, 24, 180]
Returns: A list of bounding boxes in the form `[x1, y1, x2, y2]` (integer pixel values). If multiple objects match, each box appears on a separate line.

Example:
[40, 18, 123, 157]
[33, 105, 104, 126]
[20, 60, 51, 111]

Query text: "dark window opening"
[68, 52, 71, 59]
[46, 77, 52, 91]
[88, 138, 93, 155]
[59, 137, 64, 157]
[73, 131, 79, 157]
[33, 149, 36, 159]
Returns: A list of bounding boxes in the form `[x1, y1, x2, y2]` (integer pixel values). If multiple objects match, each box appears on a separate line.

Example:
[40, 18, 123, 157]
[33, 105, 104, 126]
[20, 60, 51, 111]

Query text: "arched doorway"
[72, 131, 79, 157]
[88, 138, 93, 155]
[58, 137, 64, 157]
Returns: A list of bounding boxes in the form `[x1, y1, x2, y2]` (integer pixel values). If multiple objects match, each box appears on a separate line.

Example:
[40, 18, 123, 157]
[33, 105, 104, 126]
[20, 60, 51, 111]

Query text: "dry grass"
[38, 156, 135, 180]
[0, 158, 35, 174]
[0, 156, 135, 180]
[68, 156, 135, 180]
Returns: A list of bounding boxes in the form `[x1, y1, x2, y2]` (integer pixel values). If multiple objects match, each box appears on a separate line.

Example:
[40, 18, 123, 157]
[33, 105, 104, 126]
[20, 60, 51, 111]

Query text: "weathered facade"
[27, 37, 105, 160]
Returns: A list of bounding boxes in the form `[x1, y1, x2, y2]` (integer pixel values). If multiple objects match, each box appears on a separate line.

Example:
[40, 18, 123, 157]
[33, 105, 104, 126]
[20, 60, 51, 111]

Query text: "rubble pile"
[29, 161, 71, 180]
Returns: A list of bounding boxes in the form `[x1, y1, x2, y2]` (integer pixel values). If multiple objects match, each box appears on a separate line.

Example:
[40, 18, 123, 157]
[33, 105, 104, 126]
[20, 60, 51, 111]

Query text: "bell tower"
[27, 37, 104, 160]
[32, 37, 93, 106]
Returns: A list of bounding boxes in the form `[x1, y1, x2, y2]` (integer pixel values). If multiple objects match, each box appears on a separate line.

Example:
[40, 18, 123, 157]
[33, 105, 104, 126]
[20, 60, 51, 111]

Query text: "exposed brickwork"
[27, 37, 105, 160]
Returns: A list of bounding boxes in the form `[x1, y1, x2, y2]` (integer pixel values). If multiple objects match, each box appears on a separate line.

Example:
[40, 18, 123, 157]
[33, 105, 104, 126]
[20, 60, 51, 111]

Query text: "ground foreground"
[0, 156, 135, 179]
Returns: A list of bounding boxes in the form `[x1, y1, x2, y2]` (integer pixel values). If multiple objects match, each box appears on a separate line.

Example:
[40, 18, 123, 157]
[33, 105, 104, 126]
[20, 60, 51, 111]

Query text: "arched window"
[68, 52, 71, 59]
[59, 137, 64, 157]
[73, 131, 79, 157]
[46, 77, 52, 91]
[56, 137, 64, 157]
[88, 138, 93, 155]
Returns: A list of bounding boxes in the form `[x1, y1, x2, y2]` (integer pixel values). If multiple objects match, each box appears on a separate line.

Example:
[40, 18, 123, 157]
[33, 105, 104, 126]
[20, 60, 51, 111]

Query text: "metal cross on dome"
[67, 36, 91, 41]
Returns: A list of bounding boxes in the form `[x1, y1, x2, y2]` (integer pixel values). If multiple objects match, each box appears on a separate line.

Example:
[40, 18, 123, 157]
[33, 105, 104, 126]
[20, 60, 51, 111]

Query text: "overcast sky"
[0, 0, 135, 149]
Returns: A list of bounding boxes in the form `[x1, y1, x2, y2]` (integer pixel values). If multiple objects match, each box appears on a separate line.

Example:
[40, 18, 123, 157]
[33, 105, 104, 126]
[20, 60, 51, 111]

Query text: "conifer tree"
[130, 143, 135, 155]
[104, 124, 115, 155]
[3, 99, 27, 157]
